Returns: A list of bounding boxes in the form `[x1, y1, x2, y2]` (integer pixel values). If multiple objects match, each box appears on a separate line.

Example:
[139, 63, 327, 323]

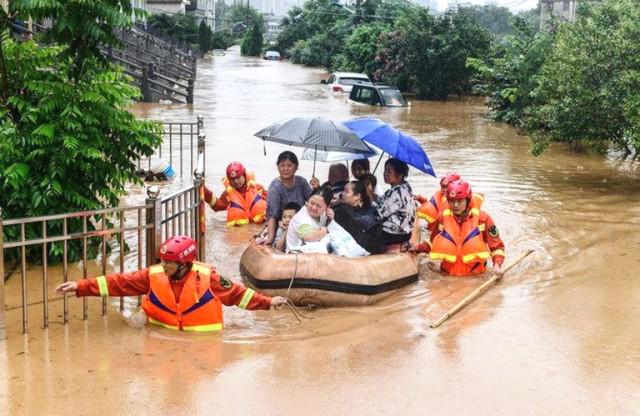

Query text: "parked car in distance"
[263, 50, 282, 60]
[212, 49, 226, 56]
[349, 83, 408, 107]
[321, 72, 371, 93]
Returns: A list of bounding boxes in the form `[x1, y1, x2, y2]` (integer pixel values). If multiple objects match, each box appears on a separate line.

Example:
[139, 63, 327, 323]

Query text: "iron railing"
[0, 128, 207, 338]
[138, 116, 204, 179]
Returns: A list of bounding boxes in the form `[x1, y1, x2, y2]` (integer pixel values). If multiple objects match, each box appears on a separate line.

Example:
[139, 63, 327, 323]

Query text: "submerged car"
[349, 83, 408, 107]
[321, 72, 371, 93]
[263, 50, 282, 60]
[212, 49, 226, 56]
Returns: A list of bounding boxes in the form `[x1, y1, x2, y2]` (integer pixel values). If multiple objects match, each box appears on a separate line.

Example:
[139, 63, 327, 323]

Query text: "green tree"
[276, 0, 350, 57]
[459, 5, 514, 38]
[517, 5, 541, 33]
[1, 3, 162, 261]
[147, 14, 198, 48]
[467, 18, 554, 125]
[211, 31, 233, 50]
[332, 22, 389, 76]
[527, 0, 640, 155]
[376, 9, 491, 99]
[241, 20, 264, 56]
[199, 21, 212, 52]
[225, 4, 262, 39]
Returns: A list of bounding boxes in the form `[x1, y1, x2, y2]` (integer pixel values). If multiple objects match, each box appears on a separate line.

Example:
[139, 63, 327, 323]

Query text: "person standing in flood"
[55, 236, 287, 331]
[257, 151, 313, 245]
[415, 180, 505, 277]
[204, 162, 267, 226]
[415, 171, 485, 231]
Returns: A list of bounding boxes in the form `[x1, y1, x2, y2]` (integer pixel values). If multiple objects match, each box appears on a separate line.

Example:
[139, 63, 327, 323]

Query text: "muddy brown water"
[2, 47, 640, 415]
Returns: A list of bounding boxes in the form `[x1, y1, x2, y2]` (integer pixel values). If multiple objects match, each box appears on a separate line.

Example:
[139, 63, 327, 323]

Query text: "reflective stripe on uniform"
[469, 208, 480, 217]
[417, 212, 436, 223]
[149, 264, 164, 275]
[479, 224, 486, 232]
[191, 262, 211, 275]
[227, 218, 249, 227]
[183, 323, 223, 332]
[148, 317, 178, 330]
[238, 288, 255, 309]
[96, 276, 109, 297]
[442, 209, 453, 217]
[491, 249, 505, 257]
[430, 252, 457, 263]
[462, 251, 491, 263]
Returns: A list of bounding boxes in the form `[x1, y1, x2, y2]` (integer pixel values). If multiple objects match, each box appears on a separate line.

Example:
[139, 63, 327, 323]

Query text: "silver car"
[321, 71, 371, 93]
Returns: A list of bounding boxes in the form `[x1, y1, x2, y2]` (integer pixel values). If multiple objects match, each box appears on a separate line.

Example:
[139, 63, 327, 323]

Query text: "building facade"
[540, 0, 578, 26]
[186, 0, 216, 28]
[146, 0, 189, 15]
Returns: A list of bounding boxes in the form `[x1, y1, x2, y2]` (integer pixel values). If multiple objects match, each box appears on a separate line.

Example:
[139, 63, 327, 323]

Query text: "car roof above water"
[332, 72, 370, 79]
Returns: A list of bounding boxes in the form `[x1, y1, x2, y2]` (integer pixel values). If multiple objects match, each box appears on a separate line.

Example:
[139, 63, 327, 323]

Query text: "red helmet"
[446, 180, 472, 201]
[159, 236, 197, 263]
[440, 171, 461, 189]
[226, 162, 246, 180]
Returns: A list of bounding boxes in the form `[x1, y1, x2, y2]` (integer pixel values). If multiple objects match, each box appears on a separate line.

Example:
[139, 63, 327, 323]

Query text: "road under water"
[2, 47, 640, 415]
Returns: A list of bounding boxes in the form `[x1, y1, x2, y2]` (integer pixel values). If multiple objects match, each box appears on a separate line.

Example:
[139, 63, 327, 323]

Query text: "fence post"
[145, 186, 162, 267]
[194, 173, 205, 262]
[198, 130, 206, 177]
[0, 208, 6, 340]
[141, 66, 151, 102]
[195, 131, 206, 261]
[197, 114, 204, 134]
[187, 78, 194, 104]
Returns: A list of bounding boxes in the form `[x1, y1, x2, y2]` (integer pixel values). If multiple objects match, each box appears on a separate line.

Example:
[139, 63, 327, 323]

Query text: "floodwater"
[2, 47, 640, 415]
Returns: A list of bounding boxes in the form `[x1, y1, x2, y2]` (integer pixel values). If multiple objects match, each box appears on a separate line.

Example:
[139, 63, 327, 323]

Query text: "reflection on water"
[2, 46, 640, 414]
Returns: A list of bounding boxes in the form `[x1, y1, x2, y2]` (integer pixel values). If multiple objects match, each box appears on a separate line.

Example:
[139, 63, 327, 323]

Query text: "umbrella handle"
[312, 145, 317, 178]
[372, 152, 385, 174]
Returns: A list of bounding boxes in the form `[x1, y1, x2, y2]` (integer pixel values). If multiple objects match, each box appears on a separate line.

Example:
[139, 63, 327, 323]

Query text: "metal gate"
[0, 123, 207, 339]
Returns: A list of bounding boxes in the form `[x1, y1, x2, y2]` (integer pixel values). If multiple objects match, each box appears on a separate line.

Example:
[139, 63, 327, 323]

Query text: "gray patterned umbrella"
[254, 117, 374, 154]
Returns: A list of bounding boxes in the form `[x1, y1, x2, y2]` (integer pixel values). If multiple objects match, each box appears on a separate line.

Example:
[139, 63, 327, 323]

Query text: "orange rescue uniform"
[422, 207, 505, 277]
[417, 191, 485, 231]
[75, 261, 271, 331]
[204, 173, 267, 226]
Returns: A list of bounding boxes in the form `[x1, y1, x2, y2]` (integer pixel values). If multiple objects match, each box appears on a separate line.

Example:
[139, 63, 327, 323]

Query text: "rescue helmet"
[446, 180, 472, 201]
[159, 236, 197, 263]
[440, 171, 461, 189]
[226, 162, 246, 180]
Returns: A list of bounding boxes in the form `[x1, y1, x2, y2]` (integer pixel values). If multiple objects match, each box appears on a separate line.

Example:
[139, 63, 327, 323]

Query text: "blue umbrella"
[344, 117, 436, 177]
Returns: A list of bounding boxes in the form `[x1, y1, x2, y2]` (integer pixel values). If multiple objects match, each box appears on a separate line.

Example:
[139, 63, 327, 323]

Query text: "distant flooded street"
[2, 47, 640, 415]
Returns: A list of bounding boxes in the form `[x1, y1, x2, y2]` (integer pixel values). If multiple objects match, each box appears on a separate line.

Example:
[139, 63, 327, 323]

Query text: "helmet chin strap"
[170, 262, 192, 280]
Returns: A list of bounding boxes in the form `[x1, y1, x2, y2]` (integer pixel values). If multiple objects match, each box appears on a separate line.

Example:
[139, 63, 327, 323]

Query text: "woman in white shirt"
[286, 187, 334, 250]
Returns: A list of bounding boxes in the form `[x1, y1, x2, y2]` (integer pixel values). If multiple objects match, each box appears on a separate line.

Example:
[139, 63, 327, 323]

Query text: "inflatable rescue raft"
[240, 244, 419, 307]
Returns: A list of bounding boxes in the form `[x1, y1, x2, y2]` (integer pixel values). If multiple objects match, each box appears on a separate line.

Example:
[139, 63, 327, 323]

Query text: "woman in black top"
[332, 181, 386, 254]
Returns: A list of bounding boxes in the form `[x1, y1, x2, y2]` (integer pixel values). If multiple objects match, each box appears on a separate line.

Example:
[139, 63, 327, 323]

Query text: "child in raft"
[274, 202, 301, 251]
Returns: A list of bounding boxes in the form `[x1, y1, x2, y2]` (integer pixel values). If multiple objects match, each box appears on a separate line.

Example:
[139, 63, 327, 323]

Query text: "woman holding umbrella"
[257, 151, 313, 246]
[377, 158, 416, 248]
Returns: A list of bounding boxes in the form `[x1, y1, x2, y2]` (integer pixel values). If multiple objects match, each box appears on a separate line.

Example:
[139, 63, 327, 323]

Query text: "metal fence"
[0, 129, 207, 339]
[138, 116, 204, 179]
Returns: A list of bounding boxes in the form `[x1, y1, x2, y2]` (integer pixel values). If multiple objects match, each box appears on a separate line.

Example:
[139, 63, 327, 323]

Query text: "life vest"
[418, 191, 485, 225]
[223, 172, 266, 227]
[429, 207, 491, 277]
[141, 261, 223, 332]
